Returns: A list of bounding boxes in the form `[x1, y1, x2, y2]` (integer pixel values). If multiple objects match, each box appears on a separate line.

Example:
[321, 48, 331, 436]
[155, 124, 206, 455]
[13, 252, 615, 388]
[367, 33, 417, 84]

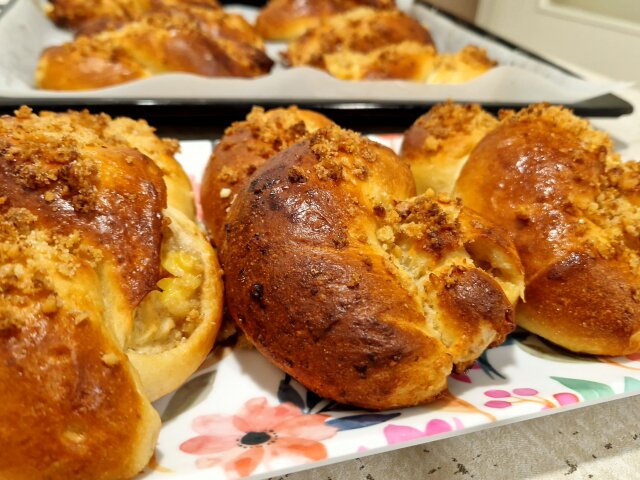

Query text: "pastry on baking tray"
[426, 45, 497, 84]
[324, 43, 495, 82]
[283, 7, 435, 68]
[211, 122, 524, 410]
[201, 106, 334, 247]
[402, 102, 640, 356]
[0, 106, 223, 479]
[36, 10, 273, 90]
[323, 41, 439, 82]
[46, 0, 221, 32]
[255, 0, 396, 41]
[284, 8, 494, 83]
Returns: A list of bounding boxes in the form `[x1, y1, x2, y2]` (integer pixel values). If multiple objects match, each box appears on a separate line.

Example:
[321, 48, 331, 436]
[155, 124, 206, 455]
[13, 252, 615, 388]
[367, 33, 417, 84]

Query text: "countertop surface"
[279, 86, 640, 480]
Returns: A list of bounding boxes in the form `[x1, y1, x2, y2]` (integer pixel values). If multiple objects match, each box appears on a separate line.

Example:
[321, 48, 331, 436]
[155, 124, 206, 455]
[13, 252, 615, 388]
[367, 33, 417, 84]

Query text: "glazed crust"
[219, 125, 523, 409]
[323, 42, 438, 81]
[36, 10, 273, 91]
[0, 211, 160, 480]
[255, 0, 395, 41]
[283, 8, 435, 68]
[455, 105, 640, 355]
[405, 102, 640, 355]
[201, 106, 334, 247]
[284, 9, 494, 83]
[47, 0, 221, 31]
[0, 107, 222, 479]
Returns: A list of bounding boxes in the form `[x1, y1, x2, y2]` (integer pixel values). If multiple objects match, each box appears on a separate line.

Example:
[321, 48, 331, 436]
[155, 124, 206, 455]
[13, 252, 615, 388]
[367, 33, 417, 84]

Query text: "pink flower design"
[450, 362, 481, 384]
[383, 418, 464, 445]
[483, 388, 580, 410]
[180, 397, 338, 478]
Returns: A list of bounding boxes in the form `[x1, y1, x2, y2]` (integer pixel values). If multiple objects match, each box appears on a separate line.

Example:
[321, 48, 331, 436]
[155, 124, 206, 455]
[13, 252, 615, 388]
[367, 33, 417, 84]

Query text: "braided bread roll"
[255, 0, 396, 41]
[216, 124, 523, 409]
[0, 107, 223, 479]
[46, 0, 221, 31]
[284, 8, 435, 69]
[403, 103, 640, 355]
[283, 8, 494, 83]
[36, 10, 273, 91]
[201, 106, 334, 247]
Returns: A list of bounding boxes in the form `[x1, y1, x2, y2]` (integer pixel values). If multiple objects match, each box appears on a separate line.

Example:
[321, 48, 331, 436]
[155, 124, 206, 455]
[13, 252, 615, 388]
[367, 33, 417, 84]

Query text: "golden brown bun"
[0, 210, 160, 480]
[401, 102, 499, 194]
[47, 0, 221, 31]
[426, 45, 496, 84]
[406, 102, 640, 355]
[219, 125, 523, 410]
[324, 43, 495, 83]
[36, 11, 273, 91]
[284, 9, 494, 83]
[201, 106, 334, 247]
[457, 105, 640, 355]
[283, 7, 435, 68]
[0, 106, 223, 478]
[255, 0, 395, 41]
[324, 42, 438, 81]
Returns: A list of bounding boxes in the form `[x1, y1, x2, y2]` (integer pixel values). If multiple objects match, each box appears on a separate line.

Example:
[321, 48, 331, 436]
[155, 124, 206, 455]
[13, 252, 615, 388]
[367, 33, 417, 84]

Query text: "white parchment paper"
[0, 0, 631, 103]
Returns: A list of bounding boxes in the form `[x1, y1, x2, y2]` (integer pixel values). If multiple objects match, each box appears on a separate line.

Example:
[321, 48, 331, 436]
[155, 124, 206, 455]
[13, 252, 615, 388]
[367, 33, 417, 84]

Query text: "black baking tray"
[0, 0, 633, 133]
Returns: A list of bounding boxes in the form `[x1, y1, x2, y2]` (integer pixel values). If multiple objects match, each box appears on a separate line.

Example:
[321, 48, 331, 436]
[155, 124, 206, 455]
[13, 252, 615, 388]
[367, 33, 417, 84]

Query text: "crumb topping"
[495, 104, 640, 279]
[0, 207, 102, 330]
[244, 106, 311, 153]
[1, 106, 168, 307]
[285, 7, 433, 67]
[415, 101, 498, 153]
[310, 126, 375, 182]
[386, 191, 463, 257]
[508, 104, 612, 155]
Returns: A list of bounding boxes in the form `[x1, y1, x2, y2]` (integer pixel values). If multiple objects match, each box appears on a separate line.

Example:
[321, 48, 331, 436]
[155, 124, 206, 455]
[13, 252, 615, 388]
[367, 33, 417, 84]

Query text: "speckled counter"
[281, 395, 640, 479]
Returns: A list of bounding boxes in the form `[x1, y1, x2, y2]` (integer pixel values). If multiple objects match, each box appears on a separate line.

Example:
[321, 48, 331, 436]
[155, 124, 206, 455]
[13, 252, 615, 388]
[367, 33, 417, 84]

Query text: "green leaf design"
[161, 370, 217, 423]
[550, 376, 614, 401]
[624, 377, 640, 393]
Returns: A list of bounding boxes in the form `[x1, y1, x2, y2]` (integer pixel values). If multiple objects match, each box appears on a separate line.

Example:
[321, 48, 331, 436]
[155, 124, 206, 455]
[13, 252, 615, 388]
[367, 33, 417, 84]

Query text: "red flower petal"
[193, 414, 243, 437]
[274, 413, 337, 441]
[224, 446, 265, 478]
[180, 435, 238, 455]
[234, 398, 302, 432]
[268, 436, 328, 462]
[195, 455, 223, 469]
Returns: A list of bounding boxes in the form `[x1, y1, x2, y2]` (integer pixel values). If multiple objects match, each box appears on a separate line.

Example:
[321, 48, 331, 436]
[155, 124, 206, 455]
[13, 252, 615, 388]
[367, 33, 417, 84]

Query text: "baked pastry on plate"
[206, 120, 524, 410]
[403, 102, 640, 355]
[0, 106, 223, 479]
